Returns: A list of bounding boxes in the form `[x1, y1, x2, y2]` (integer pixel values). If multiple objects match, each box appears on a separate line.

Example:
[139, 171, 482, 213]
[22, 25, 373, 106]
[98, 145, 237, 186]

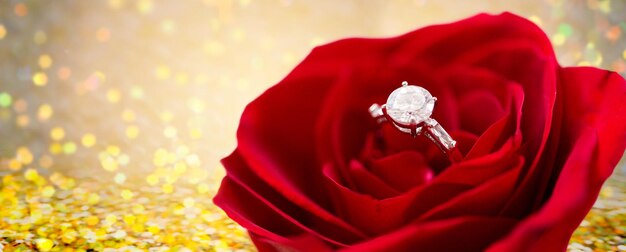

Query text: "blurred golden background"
[0, 0, 624, 251]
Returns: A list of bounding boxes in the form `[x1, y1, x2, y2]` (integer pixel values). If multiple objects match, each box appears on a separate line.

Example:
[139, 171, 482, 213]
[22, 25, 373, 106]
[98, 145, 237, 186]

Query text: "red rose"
[214, 12, 626, 251]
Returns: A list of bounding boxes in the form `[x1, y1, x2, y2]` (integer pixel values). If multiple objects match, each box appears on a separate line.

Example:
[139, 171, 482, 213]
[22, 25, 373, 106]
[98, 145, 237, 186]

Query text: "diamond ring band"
[369, 81, 462, 163]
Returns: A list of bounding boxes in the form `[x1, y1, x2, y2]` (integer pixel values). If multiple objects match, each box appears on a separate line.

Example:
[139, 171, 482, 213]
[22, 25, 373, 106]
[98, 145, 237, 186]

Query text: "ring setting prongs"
[369, 81, 458, 157]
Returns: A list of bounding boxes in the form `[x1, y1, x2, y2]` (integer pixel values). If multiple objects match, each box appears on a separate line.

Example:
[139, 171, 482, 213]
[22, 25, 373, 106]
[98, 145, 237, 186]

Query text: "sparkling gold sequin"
[0, 24, 6, 39]
[32, 72, 48, 86]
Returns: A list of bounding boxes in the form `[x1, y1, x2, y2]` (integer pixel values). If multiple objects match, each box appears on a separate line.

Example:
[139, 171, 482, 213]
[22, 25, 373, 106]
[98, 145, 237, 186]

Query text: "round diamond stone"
[385, 84, 435, 125]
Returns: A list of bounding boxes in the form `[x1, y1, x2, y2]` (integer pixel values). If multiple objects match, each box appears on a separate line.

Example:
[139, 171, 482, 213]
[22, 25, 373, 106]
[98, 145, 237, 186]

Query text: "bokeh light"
[0, 0, 624, 251]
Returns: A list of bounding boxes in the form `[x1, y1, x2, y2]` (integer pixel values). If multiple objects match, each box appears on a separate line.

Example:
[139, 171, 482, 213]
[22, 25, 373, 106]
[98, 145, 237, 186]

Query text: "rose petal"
[488, 131, 602, 252]
[214, 177, 310, 245]
[389, 12, 554, 68]
[459, 90, 506, 134]
[322, 163, 413, 236]
[216, 151, 368, 245]
[418, 156, 524, 221]
[446, 67, 518, 108]
[403, 146, 522, 221]
[469, 41, 558, 179]
[374, 125, 476, 171]
[556, 68, 626, 187]
[320, 135, 524, 237]
[443, 67, 515, 136]
[488, 68, 626, 251]
[465, 83, 524, 159]
[369, 151, 434, 192]
[500, 69, 624, 218]
[347, 160, 402, 199]
[434, 142, 521, 186]
[359, 129, 477, 177]
[343, 216, 518, 252]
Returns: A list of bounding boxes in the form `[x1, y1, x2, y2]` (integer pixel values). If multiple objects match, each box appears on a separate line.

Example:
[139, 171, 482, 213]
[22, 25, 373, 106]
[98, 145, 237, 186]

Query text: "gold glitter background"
[0, 0, 624, 251]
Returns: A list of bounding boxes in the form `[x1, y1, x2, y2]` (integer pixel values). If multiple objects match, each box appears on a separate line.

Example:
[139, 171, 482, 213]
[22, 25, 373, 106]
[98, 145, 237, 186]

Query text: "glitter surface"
[0, 0, 624, 251]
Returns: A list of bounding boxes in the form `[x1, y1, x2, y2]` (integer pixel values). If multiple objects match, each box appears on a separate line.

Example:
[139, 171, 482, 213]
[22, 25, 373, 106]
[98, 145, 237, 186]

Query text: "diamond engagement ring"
[369, 81, 463, 163]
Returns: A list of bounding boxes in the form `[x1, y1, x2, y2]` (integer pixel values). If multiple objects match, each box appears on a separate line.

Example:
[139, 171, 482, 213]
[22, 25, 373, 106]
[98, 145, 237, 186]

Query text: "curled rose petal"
[346, 160, 401, 199]
[488, 68, 626, 252]
[368, 151, 434, 192]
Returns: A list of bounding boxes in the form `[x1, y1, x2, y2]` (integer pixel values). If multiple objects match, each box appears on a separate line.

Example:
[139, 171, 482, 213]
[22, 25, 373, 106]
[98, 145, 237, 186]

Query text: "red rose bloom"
[214, 12, 626, 251]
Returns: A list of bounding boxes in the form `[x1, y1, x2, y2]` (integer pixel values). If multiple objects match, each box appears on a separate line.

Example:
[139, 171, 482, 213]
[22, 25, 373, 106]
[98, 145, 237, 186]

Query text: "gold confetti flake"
[41, 185, 56, 198]
[24, 168, 39, 181]
[106, 88, 121, 103]
[61, 229, 78, 243]
[85, 216, 100, 226]
[49, 142, 63, 155]
[16, 146, 34, 165]
[147, 224, 160, 234]
[8, 159, 22, 171]
[106, 145, 121, 156]
[183, 197, 195, 208]
[35, 238, 54, 251]
[37, 104, 53, 121]
[87, 193, 100, 204]
[105, 213, 118, 225]
[120, 189, 134, 200]
[197, 183, 210, 194]
[62, 141, 77, 154]
[114, 172, 127, 184]
[81, 133, 97, 147]
[32, 72, 48, 86]
[131, 204, 145, 214]
[50, 127, 65, 141]
[112, 229, 127, 239]
[125, 125, 140, 139]
[38, 54, 53, 69]
[100, 155, 119, 172]
[0, 24, 6, 40]
[161, 183, 174, 194]
[146, 174, 159, 185]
